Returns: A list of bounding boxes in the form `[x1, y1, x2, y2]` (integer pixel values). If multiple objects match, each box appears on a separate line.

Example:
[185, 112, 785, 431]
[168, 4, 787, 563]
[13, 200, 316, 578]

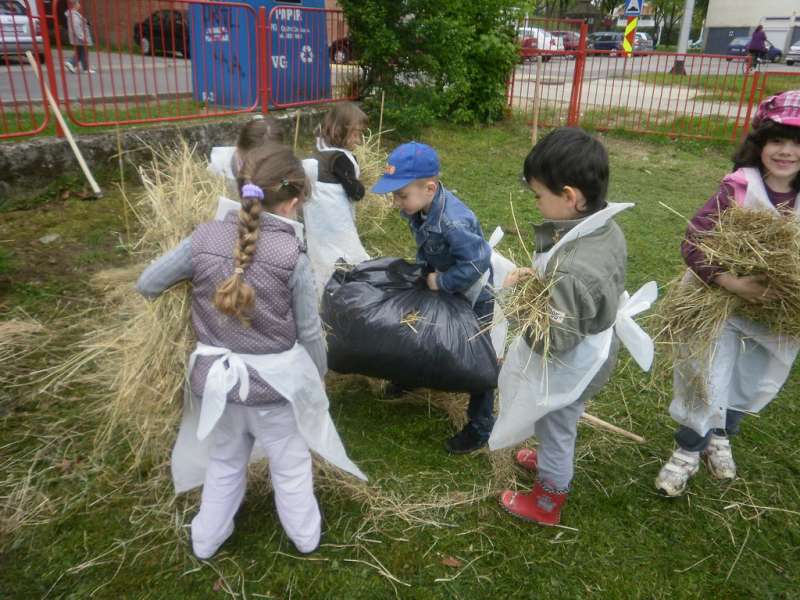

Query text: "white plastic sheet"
[172, 343, 367, 494]
[303, 147, 369, 299]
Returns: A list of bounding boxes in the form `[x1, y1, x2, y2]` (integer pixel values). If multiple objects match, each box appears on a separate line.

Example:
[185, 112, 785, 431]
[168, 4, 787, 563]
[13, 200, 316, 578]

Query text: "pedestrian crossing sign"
[624, 0, 642, 16]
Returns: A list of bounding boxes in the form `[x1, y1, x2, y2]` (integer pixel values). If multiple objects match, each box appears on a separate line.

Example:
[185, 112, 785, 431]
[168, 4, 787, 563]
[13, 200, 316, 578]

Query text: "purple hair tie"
[241, 183, 264, 199]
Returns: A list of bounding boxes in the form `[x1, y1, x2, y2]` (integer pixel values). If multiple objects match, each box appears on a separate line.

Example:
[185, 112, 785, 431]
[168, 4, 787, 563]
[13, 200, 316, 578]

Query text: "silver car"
[0, 0, 44, 61]
[787, 42, 800, 66]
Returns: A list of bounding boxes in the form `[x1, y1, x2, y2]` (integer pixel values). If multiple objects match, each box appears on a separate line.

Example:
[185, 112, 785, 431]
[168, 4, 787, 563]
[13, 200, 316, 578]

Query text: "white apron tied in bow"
[670, 168, 800, 434]
[171, 342, 367, 494]
[489, 203, 657, 451]
[303, 140, 370, 300]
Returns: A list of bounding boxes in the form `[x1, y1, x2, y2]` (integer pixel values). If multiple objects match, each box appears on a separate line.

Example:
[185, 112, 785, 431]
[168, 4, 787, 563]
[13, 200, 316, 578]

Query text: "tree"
[651, 0, 683, 45]
[337, 0, 519, 133]
[594, 0, 619, 18]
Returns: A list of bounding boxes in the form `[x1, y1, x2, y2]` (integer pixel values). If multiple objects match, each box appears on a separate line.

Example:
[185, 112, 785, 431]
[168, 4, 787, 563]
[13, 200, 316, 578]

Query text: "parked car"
[0, 0, 44, 62]
[588, 31, 623, 53]
[550, 30, 580, 51]
[725, 36, 782, 63]
[517, 26, 564, 62]
[786, 42, 800, 66]
[133, 10, 190, 59]
[634, 31, 654, 52]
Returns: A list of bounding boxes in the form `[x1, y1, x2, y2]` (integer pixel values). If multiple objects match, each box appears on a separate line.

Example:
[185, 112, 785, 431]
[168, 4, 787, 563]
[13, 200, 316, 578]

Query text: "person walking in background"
[64, 0, 95, 74]
[746, 25, 768, 70]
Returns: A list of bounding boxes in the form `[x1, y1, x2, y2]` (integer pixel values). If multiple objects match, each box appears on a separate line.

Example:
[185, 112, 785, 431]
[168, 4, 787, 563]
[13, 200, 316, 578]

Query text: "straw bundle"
[497, 270, 556, 358]
[658, 205, 800, 401]
[692, 204, 800, 337]
[660, 205, 800, 358]
[657, 270, 739, 367]
[353, 130, 392, 236]
[55, 140, 226, 469]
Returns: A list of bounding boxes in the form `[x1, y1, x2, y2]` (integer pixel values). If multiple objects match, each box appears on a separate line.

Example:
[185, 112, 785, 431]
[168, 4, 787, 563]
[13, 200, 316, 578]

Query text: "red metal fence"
[0, 0, 360, 140]
[0, 0, 49, 138]
[509, 17, 800, 143]
[3, 8, 799, 142]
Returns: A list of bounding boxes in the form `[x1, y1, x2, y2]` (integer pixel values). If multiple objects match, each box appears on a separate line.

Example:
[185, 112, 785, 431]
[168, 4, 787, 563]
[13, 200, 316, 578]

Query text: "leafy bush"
[339, 0, 518, 135]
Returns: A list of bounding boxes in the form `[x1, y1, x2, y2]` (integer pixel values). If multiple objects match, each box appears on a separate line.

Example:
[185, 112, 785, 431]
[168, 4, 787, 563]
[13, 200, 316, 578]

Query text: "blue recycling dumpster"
[190, 0, 331, 109]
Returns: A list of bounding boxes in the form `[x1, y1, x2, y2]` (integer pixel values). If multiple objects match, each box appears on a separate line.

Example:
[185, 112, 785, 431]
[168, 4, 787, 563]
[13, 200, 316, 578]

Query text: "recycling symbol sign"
[300, 45, 314, 64]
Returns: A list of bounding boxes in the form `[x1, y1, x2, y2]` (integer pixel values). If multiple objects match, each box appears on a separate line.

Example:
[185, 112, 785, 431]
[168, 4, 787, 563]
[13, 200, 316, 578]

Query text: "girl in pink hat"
[656, 90, 800, 497]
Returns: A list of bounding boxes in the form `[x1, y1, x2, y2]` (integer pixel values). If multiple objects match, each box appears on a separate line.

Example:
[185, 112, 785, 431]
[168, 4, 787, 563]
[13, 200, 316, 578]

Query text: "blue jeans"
[468, 294, 496, 440]
[69, 45, 89, 71]
[674, 409, 746, 452]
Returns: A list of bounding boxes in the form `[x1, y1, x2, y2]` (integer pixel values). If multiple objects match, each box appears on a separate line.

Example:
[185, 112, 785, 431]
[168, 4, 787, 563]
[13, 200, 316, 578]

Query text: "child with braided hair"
[137, 145, 366, 559]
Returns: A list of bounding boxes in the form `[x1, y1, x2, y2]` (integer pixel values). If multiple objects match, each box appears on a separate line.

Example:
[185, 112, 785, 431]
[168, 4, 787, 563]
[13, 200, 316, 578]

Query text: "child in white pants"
[192, 403, 320, 557]
[138, 145, 365, 559]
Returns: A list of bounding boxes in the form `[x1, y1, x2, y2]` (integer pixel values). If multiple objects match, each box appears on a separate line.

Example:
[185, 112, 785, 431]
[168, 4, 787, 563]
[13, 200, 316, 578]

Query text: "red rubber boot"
[515, 448, 538, 471]
[499, 481, 568, 526]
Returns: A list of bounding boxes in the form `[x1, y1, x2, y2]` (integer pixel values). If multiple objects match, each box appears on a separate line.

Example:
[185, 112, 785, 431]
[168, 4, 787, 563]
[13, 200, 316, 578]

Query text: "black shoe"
[445, 424, 488, 454]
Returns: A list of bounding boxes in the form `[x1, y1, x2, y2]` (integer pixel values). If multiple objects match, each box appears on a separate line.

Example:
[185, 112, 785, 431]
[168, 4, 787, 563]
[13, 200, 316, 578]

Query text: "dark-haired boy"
[493, 127, 629, 526]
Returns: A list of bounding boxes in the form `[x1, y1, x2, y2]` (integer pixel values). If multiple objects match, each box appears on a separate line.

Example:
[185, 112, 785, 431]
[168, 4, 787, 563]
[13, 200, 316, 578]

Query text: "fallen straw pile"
[51, 140, 226, 470]
[659, 204, 800, 369]
[0, 312, 48, 388]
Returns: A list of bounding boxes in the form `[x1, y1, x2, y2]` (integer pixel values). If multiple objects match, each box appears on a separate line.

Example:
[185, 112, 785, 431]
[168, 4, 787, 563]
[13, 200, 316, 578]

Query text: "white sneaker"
[85, 68, 96, 74]
[64, 61, 76, 73]
[703, 434, 736, 480]
[655, 448, 700, 497]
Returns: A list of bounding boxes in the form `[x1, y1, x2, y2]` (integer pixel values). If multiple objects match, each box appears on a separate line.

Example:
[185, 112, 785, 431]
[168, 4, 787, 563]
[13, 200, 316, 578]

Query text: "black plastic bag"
[321, 257, 498, 393]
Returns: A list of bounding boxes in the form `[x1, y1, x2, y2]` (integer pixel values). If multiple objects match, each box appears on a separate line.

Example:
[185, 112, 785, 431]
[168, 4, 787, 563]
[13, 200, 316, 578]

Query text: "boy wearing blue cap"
[372, 142, 495, 453]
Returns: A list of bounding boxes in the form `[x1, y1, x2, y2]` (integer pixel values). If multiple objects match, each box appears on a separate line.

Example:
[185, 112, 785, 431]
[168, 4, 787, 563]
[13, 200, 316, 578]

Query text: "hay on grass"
[0, 311, 48, 387]
[52, 140, 226, 471]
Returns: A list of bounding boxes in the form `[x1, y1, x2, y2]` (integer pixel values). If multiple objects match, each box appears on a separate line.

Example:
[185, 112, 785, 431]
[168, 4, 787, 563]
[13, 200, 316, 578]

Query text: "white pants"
[191, 402, 321, 559]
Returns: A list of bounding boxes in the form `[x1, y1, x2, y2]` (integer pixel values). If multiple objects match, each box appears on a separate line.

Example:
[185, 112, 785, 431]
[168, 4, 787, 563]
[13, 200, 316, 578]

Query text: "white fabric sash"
[185, 342, 366, 481]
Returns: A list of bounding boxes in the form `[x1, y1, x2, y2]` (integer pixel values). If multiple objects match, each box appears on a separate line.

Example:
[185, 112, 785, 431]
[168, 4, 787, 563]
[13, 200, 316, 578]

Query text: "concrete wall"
[0, 108, 326, 203]
[707, 0, 798, 28]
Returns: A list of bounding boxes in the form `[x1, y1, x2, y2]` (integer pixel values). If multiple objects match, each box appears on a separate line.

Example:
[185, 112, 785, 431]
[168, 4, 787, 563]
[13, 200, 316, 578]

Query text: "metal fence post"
[35, 0, 62, 136]
[258, 6, 269, 114]
[567, 21, 588, 126]
[739, 70, 762, 141]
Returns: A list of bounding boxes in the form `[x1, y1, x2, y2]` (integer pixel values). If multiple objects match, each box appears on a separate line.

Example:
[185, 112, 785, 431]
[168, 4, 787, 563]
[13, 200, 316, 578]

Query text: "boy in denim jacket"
[372, 142, 495, 453]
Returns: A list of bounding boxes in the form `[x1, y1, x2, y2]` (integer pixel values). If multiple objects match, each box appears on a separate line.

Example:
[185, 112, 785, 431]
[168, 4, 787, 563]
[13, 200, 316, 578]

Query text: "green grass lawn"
[2, 118, 800, 599]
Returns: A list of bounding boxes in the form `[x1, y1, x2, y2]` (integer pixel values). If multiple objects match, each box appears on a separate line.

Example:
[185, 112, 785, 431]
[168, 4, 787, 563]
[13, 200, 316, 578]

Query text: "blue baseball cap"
[371, 142, 440, 194]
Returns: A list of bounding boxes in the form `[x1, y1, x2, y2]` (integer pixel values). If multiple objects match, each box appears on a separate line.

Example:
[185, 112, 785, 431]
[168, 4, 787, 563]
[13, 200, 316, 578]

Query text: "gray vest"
[190, 212, 300, 406]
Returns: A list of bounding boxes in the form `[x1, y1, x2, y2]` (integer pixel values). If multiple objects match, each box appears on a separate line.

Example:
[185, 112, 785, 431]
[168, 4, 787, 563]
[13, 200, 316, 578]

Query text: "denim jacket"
[403, 184, 492, 302]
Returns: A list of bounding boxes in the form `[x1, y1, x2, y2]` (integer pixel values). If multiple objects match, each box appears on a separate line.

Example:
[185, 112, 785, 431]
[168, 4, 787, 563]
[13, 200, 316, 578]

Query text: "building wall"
[707, 0, 798, 28]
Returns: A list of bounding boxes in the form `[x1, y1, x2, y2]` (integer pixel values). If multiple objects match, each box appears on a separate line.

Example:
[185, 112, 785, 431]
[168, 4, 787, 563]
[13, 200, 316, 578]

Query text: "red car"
[550, 30, 580, 51]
